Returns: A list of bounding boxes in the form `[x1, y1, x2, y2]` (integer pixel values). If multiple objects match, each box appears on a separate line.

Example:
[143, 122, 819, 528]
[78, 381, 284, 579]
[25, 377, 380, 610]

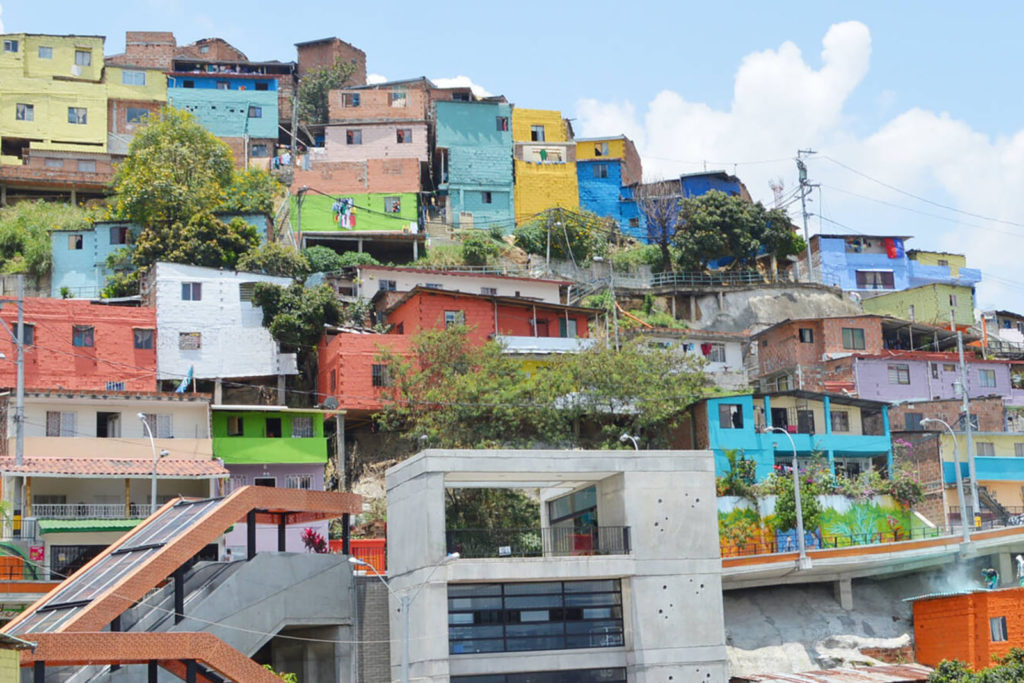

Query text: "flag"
[175, 366, 193, 394]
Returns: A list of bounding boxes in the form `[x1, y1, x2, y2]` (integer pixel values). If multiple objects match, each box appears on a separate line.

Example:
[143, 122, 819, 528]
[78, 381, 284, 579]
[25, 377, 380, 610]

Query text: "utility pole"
[796, 150, 817, 283]
[545, 211, 552, 274]
[957, 331, 980, 526]
[290, 88, 299, 165]
[15, 274, 23, 467]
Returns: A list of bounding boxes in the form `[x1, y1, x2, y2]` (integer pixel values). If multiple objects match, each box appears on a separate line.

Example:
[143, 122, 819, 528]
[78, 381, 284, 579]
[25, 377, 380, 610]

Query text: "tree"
[237, 242, 310, 279]
[251, 282, 341, 351]
[0, 201, 97, 279]
[134, 213, 260, 271]
[636, 180, 686, 271]
[298, 56, 356, 125]
[460, 231, 502, 266]
[770, 472, 823, 534]
[219, 168, 282, 216]
[512, 208, 608, 264]
[301, 246, 381, 274]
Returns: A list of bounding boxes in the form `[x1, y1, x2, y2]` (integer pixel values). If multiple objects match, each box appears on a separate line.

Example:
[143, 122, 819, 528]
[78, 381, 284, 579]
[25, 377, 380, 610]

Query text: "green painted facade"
[211, 410, 328, 465]
[291, 193, 419, 233]
[861, 283, 975, 327]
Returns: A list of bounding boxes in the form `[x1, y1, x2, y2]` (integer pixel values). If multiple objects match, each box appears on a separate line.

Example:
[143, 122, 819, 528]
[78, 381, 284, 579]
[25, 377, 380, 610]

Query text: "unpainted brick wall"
[298, 38, 367, 86]
[357, 577, 392, 683]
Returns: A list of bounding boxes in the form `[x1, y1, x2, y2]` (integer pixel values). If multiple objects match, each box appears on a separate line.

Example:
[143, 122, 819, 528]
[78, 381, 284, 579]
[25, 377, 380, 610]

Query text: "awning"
[0, 457, 228, 479]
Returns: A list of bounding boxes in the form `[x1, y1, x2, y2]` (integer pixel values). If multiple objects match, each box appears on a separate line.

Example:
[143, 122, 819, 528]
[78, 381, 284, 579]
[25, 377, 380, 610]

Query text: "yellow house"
[512, 108, 578, 223]
[937, 431, 1024, 517]
[512, 108, 570, 143]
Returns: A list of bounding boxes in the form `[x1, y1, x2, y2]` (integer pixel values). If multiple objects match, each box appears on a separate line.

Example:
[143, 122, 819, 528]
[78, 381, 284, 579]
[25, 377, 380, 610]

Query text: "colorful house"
[435, 100, 514, 230]
[679, 391, 893, 481]
[634, 171, 751, 245]
[212, 405, 332, 553]
[512, 108, 578, 223]
[576, 135, 643, 239]
[911, 588, 1024, 671]
[861, 282, 976, 328]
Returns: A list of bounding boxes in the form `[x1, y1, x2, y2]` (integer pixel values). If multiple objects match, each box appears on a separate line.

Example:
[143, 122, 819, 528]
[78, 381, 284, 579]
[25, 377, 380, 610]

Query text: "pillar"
[882, 406, 894, 473]
[277, 375, 286, 406]
[149, 661, 158, 682]
[247, 510, 257, 559]
[278, 515, 287, 552]
[998, 552, 1015, 587]
[125, 478, 131, 518]
[24, 476, 31, 517]
[336, 414, 346, 491]
[834, 577, 853, 610]
[214, 378, 223, 405]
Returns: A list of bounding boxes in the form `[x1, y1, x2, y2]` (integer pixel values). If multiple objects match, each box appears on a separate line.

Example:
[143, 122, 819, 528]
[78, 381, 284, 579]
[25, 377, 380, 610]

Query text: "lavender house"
[842, 352, 1016, 405]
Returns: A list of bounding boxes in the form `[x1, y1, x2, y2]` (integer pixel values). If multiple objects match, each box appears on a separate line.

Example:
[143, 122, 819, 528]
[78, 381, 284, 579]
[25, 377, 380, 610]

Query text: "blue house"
[51, 214, 271, 298]
[635, 170, 752, 245]
[680, 391, 893, 481]
[575, 136, 644, 240]
[435, 100, 514, 231]
[167, 73, 279, 145]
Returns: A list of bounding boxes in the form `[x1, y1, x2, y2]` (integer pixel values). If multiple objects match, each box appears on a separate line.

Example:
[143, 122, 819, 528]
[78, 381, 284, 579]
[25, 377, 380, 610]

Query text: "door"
[797, 410, 815, 434]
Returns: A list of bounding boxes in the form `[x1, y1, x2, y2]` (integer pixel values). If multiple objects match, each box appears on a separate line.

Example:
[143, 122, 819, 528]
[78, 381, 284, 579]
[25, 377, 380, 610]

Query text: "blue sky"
[8, 2, 1024, 310]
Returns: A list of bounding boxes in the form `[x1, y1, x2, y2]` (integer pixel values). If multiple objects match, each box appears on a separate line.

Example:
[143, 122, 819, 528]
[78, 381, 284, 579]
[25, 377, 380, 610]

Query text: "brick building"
[295, 37, 367, 85]
[911, 588, 1024, 670]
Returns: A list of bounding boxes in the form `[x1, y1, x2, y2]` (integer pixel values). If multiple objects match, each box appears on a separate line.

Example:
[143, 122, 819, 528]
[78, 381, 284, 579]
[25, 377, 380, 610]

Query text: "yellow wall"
[576, 138, 629, 161]
[513, 159, 579, 222]
[912, 251, 967, 278]
[106, 67, 168, 102]
[0, 649, 17, 679]
[512, 108, 569, 143]
[757, 396, 865, 435]
[23, 35, 104, 82]
[939, 433, 1024, 461]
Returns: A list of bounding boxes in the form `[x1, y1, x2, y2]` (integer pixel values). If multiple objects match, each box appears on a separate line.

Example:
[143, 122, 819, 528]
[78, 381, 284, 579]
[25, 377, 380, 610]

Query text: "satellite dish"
[322, 396, 339, 410]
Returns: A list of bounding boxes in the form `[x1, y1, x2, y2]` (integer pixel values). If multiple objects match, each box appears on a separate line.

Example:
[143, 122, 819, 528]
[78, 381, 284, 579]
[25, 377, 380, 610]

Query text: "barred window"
[291, 416, 314, 438]
[286, 474, 313, 490]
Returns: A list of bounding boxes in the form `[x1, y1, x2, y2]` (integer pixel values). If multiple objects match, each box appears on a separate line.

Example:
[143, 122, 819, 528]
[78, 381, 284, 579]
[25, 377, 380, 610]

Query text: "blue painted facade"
[816, 235, 982, 293]
[435, 101, 514, 231]
[679, 172, 743, 198]
[167, 75, 278, 139]
[696, 393, 893, 482]
[577, 160, 644, 240]
[51, 214, 270, 298]
[167, 75, 278, 91]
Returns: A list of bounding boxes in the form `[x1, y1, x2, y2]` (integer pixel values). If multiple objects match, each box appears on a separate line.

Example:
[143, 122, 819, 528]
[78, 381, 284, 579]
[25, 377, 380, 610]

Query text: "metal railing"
[32, 503, 149, 519]
[446, 526, 631, 559]
[720, 525, 966, 558]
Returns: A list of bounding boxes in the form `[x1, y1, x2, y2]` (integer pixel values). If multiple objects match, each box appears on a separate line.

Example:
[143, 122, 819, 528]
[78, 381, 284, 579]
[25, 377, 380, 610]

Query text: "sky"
[7, 1, 1024, 311]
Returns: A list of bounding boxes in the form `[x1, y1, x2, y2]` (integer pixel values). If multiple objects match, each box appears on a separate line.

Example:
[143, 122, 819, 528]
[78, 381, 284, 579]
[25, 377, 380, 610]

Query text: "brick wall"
[292, 158, 422, 194]
[108, 99, 163, 135]
[914, 590, 1024, 670]
[356, 577, 391, 683]
[175, 38, 248, 62]
[756, 320, 824, 377]
[0, 151, 114, 190]
[317, 332, 414, 412]
[297, 38, 366, 85]
[220, 137, 278, 169]
[329, 89, 430, 123]
[513, 159, 579, 221]
[892, 431, 945, 524]
[888, 396, 1006, 433]
[107, 31, 175, 69]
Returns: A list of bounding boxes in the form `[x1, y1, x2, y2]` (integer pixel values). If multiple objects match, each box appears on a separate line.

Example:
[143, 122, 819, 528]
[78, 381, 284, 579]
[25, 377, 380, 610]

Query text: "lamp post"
[921, 417, 972, 544]
[763, 426, 812, 570]
[350, 552, 459, 683]
[138, 412, 170, 514]
[619, 433, 639, 450]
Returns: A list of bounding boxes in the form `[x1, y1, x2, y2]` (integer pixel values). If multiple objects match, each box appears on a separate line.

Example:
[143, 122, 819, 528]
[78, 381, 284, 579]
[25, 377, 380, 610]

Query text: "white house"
[144, 262, 298, 385]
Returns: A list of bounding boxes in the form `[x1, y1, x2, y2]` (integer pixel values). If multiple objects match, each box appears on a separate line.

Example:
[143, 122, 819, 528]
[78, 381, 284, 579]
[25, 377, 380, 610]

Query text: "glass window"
[481, 287, 497, 296]
[3, 40, 18, 53]
[707, 342, 726, 363]
[384, 196, 401, 213]
[125, 107, 149, 123]
[266, 417, 282, 438]
[799, 328, 814, 343]
[227, 416, 244, 436]
[67, 107, 87, 125]
[830, 411, 850, 432]
[74, 50, 91, 66]
[286, 474, 313, 489]
[445, 310, 466, 329]
[372, 364, 390, 388]
[887, 363, 911, 385]
[181, 282, 202, 301]
[530, 125, 545, 142]
[121, 70, 146, 86]
[342, 93, 360, 107]
[78, 160, 96, 173]
[216, 81, 230, 90]
[105, 381, 125, 391]
[979, 368, 997, 388]
[141, 413, 173, 438]
[346, 129, 362, 145]
[72, 325, 94, 347]
[593, 163, 608, 179]
[547, 485, 597, 530]
[15, 103, 33, 121]
[247, 105, 262, 118]
[842, 327, 866, 350]
[67, 233, 83, 250]
[16, 323, 33, 346]
[291, 416, 314, 438]
[496, 116, 509, 131]
[378, 279, 397, 292]
[133, 328, 154, 350]
[396, 128, 412, 143]
[991, 616, 1008, 642]
[46, 159, 64, 169]
[250, 143, 269, 157]
[1015, 443, 1024, 458]
[855, 270, 895, 290]
[45, 411, 76, 437]
[977, 442, 995, 457]
[904, 412, 924, 431]
[390, 91, 407, 107]
[718, 403, 744, 429]
[37, 46, 52, 59]
[482, 191, 493, 204]
[110, 226, 129, 245]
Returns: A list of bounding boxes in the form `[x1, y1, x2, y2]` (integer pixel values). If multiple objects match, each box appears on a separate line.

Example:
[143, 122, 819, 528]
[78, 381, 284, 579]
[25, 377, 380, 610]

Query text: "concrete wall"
[861, 283, 975, 327]
[684, 285, 862, 333]
[853, 356, 1012, 402]
[513, 159, 579, 222]
[324, 122, 429, 163]
[291, 192, 419, 233]
[317, 331, 413, 412]
[511, 108, 570, 143]
[577, 159, 642, 239]
[149, 262, 297, 381]
[167, 88, 278, 138]
[291, 158, 422, 195]
[222, 463, 327, 553]
[18, 395, 209, 440]
[354, 266, 564, 303]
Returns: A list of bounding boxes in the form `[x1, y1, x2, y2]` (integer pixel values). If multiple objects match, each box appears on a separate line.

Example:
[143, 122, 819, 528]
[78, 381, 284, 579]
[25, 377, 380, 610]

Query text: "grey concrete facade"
[386, 449, 729, 683]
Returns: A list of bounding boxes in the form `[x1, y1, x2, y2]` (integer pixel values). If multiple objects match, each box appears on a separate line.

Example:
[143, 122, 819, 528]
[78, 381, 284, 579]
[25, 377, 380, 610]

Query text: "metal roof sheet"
[736, 664, 932, 682]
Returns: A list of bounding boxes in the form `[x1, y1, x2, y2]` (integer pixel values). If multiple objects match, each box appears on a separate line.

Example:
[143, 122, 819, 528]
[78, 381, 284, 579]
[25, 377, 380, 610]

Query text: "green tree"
[461, 231, 501, 266]
[298, 56, 356, 125]
[302, 245, 345, 273]
[237, 242, 310, 279]
[133, 212, 259, 271]
[445, 489, 540, 530]
[770, 471, 823, 534]
[513, 208, 608, 263]
[252, 282, 341, 350]
[219, 168, 282, 215]
[0, 201, 98, 278]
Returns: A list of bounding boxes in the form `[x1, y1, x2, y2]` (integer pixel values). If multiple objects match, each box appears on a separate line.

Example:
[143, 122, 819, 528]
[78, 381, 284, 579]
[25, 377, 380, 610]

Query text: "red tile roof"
[0, 457, 227, 479]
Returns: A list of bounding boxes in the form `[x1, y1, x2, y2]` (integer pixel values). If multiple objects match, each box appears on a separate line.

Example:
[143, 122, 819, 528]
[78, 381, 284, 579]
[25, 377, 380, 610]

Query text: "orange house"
[912, 587, 1024, 669]
[0, 299, 156, 392]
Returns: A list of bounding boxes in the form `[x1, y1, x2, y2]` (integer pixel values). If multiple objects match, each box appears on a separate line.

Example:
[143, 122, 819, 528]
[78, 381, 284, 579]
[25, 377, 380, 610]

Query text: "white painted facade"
[146, 262, 298, 381]
[353, 266, 566, 303]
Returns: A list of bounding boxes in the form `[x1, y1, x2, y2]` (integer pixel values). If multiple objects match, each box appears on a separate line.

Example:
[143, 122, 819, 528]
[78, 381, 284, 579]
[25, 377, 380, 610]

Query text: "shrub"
[461, 231, 501, 266]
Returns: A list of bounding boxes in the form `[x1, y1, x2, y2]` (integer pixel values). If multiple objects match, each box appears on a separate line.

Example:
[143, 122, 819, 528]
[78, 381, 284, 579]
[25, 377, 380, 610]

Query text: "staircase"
[979, 486, 1011, 525]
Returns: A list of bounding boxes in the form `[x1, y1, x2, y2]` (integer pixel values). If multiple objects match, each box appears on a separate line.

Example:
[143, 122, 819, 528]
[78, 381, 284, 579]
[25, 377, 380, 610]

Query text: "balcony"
[31, 503, 149, 520]
[445, 526, 631, 559]
[494, 335, 597, 355]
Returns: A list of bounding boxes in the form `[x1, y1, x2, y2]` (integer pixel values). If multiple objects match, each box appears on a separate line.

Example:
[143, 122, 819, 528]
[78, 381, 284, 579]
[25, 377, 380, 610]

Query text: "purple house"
[840, 352, 1015, 405]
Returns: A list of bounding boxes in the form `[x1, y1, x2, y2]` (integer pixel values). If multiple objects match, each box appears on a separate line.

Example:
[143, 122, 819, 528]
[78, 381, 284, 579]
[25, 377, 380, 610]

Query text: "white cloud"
[431, 75, 492, 98]
[572, 21, 1024, 310]
[366, 73, 387, 85]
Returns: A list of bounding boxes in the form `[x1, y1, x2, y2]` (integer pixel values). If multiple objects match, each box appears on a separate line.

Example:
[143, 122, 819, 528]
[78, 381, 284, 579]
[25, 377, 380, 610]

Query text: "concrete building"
[861, 282, 976, 328]
[512, 108, 578, 223]
[626, 328, 750, 391]
[386, 449, 728, 682]
[142, 262, 298, 389]
[576, 135, 643, 240]
[435, 100, 515, 230]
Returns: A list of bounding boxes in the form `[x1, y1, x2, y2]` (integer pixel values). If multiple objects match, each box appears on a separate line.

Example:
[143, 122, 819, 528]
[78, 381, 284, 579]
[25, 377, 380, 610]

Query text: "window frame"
[979, 368, 997, 388]
[991, 616, 1008, 642]
[799, 328, 814, 343]
[396, 128, 412, 144]
[291, 416, 314, 438]
[133, 328, 154, 350]
[707, 342, 727, 363]
[346, 129, 362, 145]
[72, 325, 94, 348]
[2, 40, 18, 53]
[67, 107, 88, 125]
[593, 163, 609, 179]
[181, 282, 202, 301]
[530, 125, 546, 142]
[718, 403, 744, 429]
[371, 363, 391, 388]
[125, 107, 149, 124]
[15, 103, 33, 122]
[16, 323, 34, 347]
[37, 46, 52, 59]
[247, 105, 262, 118]
[830, 410, 850, 432]
[887, 363, 911, 385]
[976, 441, 995, 457]
[444, 310, 466, 329]
[841, 327, 866, 350]
[74, 49, 92, 67]
[121, 69, 146, 86]
[496, 116, 509, 131]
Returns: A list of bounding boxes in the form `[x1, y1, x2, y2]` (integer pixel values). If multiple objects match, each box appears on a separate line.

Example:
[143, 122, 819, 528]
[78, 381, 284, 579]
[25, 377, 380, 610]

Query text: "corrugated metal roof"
[37, 519, 142, 534]
[902, 589, 978, 602]
[735, 664, 932, 682]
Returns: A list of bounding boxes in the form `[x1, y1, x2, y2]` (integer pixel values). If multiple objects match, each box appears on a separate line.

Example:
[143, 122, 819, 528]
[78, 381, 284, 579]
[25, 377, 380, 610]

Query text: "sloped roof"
[0, 457, 227, 479]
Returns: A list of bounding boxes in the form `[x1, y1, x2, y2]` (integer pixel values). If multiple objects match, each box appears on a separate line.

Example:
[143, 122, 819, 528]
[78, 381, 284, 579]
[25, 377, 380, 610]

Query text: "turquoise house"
[679, 390, 893, 481]
[435, 101, 514, 231]
[167, 74, 278, 140]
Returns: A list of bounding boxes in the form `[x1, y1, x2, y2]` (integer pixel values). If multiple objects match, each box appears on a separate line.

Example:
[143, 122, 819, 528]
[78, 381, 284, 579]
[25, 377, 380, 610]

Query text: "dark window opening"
[266, 417, 282, 438]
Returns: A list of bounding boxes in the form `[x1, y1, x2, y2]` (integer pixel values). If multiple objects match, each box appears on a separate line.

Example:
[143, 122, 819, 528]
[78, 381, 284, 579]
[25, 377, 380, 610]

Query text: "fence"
[720, 525, 976, 558]
[329, 537, 387, 575]
[32, 503, 150, 519]
[446, 526, 631, 559]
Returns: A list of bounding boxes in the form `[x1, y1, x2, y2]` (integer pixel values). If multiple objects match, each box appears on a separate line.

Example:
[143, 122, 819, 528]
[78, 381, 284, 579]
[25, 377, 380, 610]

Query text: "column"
[823, 396, 835, 476]
[882, 406, 894, 473]
[125, 478, 131, 518]
[834, 577, 853, 610]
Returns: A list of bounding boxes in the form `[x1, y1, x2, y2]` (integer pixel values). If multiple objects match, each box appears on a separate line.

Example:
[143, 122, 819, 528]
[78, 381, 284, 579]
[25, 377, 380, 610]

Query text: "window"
[424, 283, 443, 289]
[931, 363, 939, 379]
[389, 91, 407, 107]
[329, 368, 337, 393]
[239, 282, 256, 302]
[904, 412, 924, 431]
[977, 442, 995, 457]
[74, 49, 91, 66]
[253, 477, 276, 487]
[799, 328, 814, 343]
[133, 328, 154, 350]
[595, 142, 610, 156]
[72, 325, 94, 347]
[216, 81, 230, 90]
[979, 368, 997, 388]
[855, 270, 895, 290]
[110, 226, 129, 245]
[1015, 443, 1024, 458]
[628, 218, 639, 227]
[451, 669, 627, 683]
[286, 474, 313, 489]
[45, 411, 76, 437]
[830, 411, 850, 432]
[841, 327, 866, 350]
[178, 332, 201, 350]
[105, 381, 125, 391]
[250, 143, 269, 157]
[255, 81, 269, 91]
[346, 129, 362, 145]
[938, 258, 949, 267]
[496, 116, 509, 131]
[958, 413, 979, 431]
[887, 363, 911, 385]
[228, 475, 246, 492]
[37, 46, 52, 59]
[593, 163, 609, 179]
[15, 103, 33, 121]
[559, 318, 578, 338]
[226, 416, 244, 436]
[448, 580, 623, 655]
[371, 364, 391, 387]
[16, 323, 33, 346]
[481, 287, 498, 296]
[291, 416, 314, 438]
[950, 294, 958, 306]
[199, 45, 210, 54]
[378, 279, 397, 292]
[183, 80, 194, 88]
[181, 282, 202, 301]
[342, 93, 360, 107]
[707, 342, 726, 363]
[247, 105, 262, 118]
[530, 125, 545, 142]
[396, 128, 412, 143]
[384, 196, 401, 213]
[121, 70, 146, 86]
[67, 107, 87, 125]
[797, 410, 816, 434]
[266, 417, 282, 438]
[445, 310, 466, 329]
[125, 107, 149, 123]
[482, 191, 493, 204]
[77, 160, 96, 173]
[718, 403, 743, 429]
[548, 485, 597, 530]
[3, 40, 18, 53]
[45, 158, 64, 168]
[67, 234, 83, 250]
[991, 616, 1008, 642]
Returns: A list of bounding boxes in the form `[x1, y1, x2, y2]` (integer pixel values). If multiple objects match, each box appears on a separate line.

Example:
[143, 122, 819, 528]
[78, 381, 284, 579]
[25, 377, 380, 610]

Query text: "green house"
[211, 407, 329, 469]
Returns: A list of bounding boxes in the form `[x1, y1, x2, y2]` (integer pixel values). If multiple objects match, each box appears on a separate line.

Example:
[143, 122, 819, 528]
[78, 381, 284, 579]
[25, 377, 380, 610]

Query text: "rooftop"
[0, 456, 227, 479]
[382, 286, 601, 316]
[734, 664, 932, 682]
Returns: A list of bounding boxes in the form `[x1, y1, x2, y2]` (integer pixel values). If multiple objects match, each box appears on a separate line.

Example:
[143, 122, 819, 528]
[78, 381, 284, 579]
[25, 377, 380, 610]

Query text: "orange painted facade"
[317, 331, 414, 413]
[913, 588, 1024, 669]
[0, 299, 156, 392]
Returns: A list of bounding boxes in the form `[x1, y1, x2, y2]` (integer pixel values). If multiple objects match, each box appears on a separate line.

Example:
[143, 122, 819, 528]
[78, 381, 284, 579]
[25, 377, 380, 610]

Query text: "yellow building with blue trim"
[512, 108, 578, 223]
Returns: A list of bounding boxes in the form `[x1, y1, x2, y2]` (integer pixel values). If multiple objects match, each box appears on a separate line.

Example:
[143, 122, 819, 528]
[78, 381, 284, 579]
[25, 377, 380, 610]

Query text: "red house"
[912, 587, 1024, 670]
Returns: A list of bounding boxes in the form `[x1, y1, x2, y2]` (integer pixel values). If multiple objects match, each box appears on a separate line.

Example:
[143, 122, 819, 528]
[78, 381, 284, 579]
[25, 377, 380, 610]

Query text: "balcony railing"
[31, 503, 150, 520]
[446, 526, 631, 559]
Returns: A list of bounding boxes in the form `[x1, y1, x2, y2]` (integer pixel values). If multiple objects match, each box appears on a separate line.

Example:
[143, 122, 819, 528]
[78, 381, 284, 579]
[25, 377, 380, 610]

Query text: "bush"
[461, 232, 501, 266]
[302, 245, 346, 273]
[611, 244, 664, 272]
[414, 245, 465, 268]
[0, 201, 98, 277]
[237, 242, 309, 279]
[513, 208, 608, 263]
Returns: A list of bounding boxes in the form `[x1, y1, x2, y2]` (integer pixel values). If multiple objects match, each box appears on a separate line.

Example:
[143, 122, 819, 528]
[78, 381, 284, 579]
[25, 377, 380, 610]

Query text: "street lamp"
[619, 433, 639, 450]
[921, 417, 972, 544]
[349, 552, 459, 683]
[762, 426, 812, 570]
[138, 412, 170, 514]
